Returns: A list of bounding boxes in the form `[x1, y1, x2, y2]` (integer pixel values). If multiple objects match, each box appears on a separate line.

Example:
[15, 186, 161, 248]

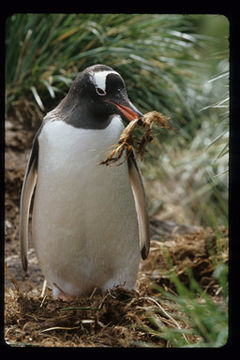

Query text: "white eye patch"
[91, 70, 118, 95]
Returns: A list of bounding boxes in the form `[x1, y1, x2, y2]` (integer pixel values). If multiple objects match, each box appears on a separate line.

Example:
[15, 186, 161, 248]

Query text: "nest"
[100, 111, 172, 166]
[5, 227, 228, 347]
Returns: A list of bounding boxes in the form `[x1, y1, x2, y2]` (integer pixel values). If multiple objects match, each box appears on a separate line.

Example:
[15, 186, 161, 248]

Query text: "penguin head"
[68, 64, 143, 124]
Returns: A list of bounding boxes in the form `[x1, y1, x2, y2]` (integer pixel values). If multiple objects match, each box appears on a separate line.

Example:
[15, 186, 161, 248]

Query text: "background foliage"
[5, 13, 229, 228]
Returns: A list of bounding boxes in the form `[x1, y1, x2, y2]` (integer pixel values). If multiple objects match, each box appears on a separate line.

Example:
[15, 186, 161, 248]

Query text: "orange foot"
[58, 291, 76, 301]
[52, 282, 76, 301]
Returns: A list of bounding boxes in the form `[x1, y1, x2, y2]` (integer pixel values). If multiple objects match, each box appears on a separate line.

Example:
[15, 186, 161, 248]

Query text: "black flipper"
[128, 152, 150, 259]
[19, 132, 39, 271]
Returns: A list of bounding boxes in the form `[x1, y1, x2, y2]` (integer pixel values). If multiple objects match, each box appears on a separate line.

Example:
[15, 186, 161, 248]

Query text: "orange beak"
[106, 100, 142, 122]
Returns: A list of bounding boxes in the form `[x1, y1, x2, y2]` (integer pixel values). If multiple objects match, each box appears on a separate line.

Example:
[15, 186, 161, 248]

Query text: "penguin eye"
[96, 87, 106, 96]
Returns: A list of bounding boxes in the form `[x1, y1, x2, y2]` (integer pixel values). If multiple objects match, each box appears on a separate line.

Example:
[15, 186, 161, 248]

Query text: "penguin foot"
[58, 291, 75, 301]
[52, 282, 76, 301]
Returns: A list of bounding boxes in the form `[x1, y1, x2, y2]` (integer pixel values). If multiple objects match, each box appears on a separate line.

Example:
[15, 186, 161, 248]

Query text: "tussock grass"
[6, 14, 208, 127]
[5, 14, 229, 227]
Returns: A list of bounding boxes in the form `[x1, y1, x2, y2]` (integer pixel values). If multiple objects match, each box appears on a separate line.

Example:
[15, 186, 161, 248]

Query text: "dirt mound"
[5, 226, 228, 347]
[5, 287, 159, 347]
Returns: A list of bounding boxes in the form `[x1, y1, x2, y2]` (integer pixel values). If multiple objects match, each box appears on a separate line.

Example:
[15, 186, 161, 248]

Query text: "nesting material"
[100, 111, 172, 166]
[5, 226, 228, 347]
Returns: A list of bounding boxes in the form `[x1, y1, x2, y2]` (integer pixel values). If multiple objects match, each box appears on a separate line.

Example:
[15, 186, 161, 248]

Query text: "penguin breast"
[32, 116, 140, 296]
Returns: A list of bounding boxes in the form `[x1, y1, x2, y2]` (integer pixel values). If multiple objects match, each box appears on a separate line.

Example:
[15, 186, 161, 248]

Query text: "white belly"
[32, 116, 140, 297]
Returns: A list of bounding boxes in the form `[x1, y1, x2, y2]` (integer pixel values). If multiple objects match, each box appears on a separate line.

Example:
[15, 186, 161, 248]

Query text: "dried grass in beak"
[100, 111, 172, 166]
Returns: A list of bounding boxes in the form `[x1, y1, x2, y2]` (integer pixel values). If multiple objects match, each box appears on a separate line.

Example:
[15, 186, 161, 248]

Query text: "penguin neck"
[53, 94, 113, 130]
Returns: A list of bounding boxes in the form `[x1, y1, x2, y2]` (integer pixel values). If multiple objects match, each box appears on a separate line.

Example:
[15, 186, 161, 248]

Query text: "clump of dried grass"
[141, 226, 228, 295]
[100, 111, 172, 166]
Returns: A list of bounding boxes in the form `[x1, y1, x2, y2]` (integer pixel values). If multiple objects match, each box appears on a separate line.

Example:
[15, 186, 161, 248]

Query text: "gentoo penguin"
[19, 64, 150, 300]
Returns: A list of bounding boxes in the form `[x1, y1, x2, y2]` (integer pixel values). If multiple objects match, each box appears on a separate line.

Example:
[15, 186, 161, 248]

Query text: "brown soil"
[4, 117, 228, 347]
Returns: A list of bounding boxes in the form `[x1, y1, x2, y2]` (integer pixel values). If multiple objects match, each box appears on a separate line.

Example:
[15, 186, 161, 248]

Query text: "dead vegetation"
[100, 111, 172, 166]
[5, 226, 228, 347]
[4, 116, 228, 347]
